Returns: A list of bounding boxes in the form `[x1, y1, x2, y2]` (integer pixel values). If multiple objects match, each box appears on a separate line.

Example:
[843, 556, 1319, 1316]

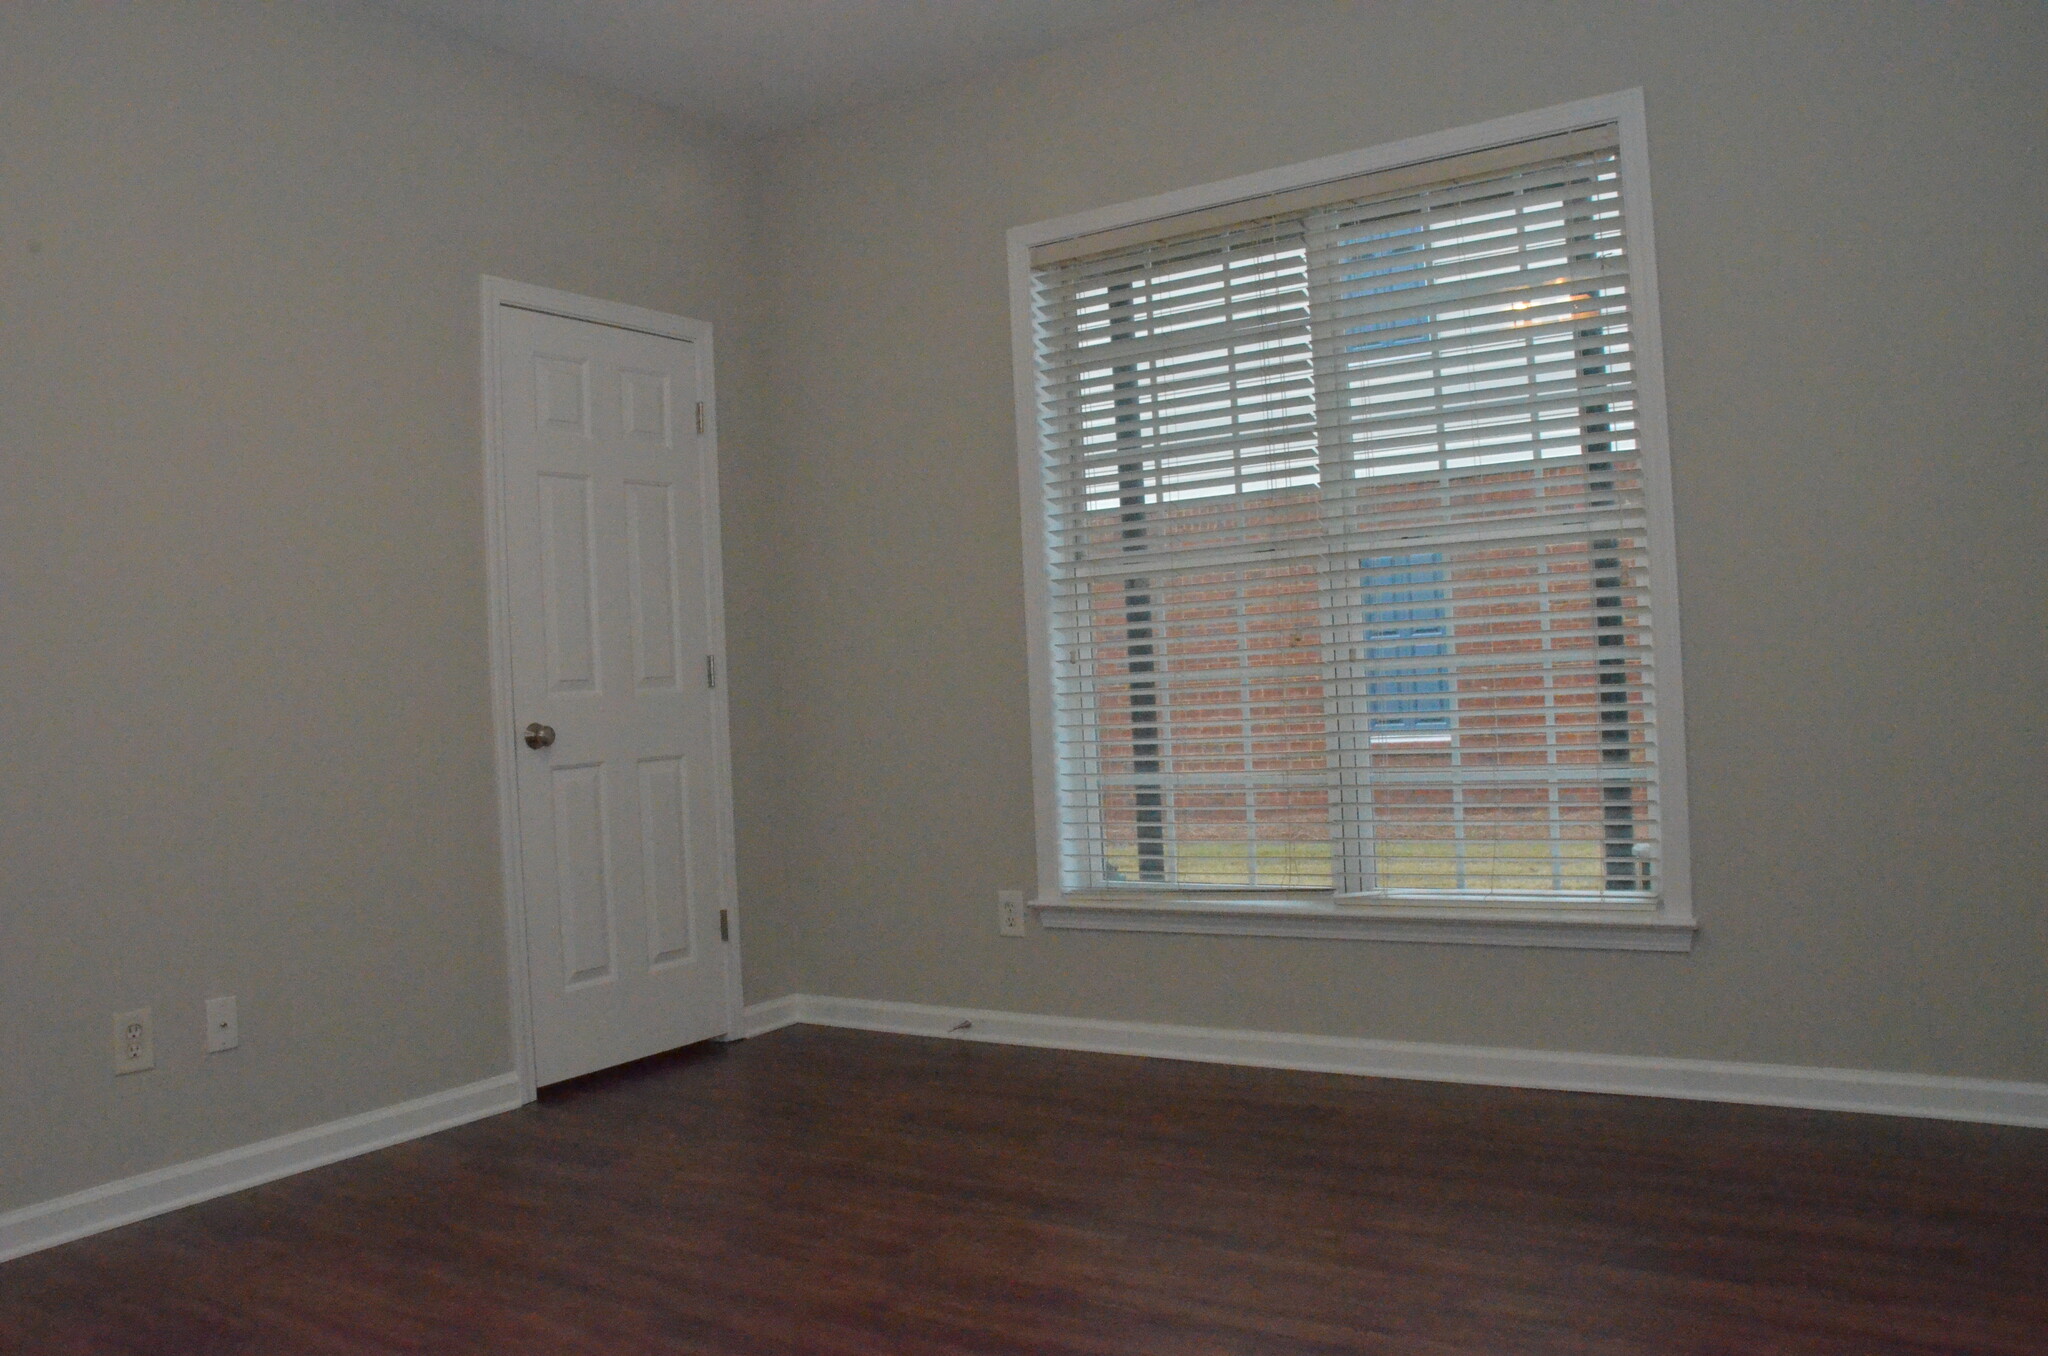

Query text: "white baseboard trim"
[0, 1072, 524, 1265]
[745, 994, 2048, 1130]
[17, 1001, 2034, 1268]
[738, 993, 804, 1038]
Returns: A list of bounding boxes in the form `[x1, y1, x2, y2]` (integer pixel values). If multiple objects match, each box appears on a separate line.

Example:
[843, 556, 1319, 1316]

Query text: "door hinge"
[705, 654, 718, 689]
[695, 401, 706, 436]
[719, 909, 730, 942]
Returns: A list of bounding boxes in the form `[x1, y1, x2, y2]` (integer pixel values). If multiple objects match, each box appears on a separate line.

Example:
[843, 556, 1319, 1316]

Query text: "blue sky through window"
[1362, 552, 1451, 740]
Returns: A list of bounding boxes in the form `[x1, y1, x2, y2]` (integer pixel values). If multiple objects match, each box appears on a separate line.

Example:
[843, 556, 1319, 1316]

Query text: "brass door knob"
[523, 722, 556, 750]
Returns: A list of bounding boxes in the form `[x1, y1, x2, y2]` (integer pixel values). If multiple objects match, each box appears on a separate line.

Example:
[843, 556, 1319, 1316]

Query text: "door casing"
[480, 276, 744, 1103]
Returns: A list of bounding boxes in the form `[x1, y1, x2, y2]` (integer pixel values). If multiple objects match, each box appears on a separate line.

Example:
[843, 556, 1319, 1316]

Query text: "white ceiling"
[378, 0, 1207, 137]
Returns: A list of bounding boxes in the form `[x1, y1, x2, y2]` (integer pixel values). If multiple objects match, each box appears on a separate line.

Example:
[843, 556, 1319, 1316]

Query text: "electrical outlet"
[206, 996, 239, 1053]
[997, 889, 1027, 937]
[113, 1008, 153, 1075]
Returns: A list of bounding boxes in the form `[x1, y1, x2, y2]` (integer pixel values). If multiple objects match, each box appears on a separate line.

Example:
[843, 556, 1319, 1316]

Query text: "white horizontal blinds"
[1035, 221, 1333, 892]
[1310, 128, 1660, 900]
[1031, 122, 1663, 905]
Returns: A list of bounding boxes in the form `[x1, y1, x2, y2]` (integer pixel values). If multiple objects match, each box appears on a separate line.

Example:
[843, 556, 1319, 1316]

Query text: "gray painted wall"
[0, 1, 777, 1212]
[4, 0, 2042, 1223]
[750, 0, 2047, 1078]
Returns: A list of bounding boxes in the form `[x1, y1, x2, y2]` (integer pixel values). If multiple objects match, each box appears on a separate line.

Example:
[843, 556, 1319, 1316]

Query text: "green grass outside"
[1103, 839, 1608, 890]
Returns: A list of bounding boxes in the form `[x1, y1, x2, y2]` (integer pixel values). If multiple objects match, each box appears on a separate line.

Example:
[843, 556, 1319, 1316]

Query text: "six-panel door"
[498, 306, 727, 1085]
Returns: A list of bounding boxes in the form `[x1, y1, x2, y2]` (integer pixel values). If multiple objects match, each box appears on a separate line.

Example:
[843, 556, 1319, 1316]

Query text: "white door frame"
[479, 276, 744, 1104]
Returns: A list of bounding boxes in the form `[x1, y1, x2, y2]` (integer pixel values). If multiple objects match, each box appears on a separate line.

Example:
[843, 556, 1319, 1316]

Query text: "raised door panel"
[620, 370, 671, 445]
[534, 354, 590, 435]
[537, 473, 600, 694]
[549, 763, 616, 987]
[625, 480, 683, 691]
[637, 756, 693, 968]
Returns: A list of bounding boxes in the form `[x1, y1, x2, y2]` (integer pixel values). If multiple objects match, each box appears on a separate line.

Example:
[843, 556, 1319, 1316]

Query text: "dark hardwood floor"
[4, 1025, 2045, 1354]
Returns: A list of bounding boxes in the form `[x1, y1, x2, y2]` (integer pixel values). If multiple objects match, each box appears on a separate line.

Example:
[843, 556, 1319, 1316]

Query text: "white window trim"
[1008, 89, 1695, 951]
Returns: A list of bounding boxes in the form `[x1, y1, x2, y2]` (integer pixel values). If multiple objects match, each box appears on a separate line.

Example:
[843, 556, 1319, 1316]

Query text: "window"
[1009, 92, 1693, 950]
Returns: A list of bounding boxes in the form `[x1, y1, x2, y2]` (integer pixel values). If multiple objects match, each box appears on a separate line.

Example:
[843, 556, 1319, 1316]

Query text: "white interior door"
[494, 302, 731, 1086]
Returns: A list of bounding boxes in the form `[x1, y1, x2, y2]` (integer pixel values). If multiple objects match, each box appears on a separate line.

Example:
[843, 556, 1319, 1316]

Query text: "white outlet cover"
[113, 1007, 153, 1075]
[206, 995, 239, 1053]
[997, 889, 1027, 937]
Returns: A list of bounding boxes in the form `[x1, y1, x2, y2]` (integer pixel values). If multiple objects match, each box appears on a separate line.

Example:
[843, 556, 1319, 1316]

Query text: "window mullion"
[1304, 215, 1368, 897]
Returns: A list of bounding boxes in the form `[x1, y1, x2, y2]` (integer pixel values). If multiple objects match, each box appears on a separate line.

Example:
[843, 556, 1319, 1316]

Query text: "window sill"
[1033, 893, 1696, 952]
